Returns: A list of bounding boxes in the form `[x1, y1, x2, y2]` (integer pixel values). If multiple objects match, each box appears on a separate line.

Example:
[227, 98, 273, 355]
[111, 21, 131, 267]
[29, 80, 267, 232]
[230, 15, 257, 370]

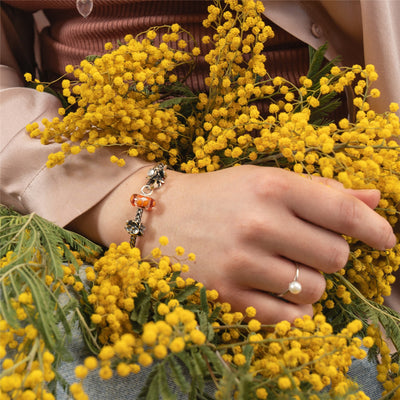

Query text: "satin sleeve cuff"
[0, 71, 149, 226]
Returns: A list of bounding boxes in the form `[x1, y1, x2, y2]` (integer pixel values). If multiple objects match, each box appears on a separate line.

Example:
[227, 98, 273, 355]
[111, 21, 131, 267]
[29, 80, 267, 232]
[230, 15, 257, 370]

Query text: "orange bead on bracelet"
[130, 194, 156, 210]
[125, 163, 167, 247]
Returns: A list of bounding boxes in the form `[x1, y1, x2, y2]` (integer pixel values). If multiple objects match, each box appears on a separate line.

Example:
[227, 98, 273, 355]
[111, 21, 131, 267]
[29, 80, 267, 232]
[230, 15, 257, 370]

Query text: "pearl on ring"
[288, 280, 302, 294]
[278, 263, 302, 297]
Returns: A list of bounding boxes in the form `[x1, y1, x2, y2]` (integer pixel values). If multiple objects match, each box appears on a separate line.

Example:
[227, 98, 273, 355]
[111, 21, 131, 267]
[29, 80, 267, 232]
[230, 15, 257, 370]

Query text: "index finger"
[287, 177, 396, 250]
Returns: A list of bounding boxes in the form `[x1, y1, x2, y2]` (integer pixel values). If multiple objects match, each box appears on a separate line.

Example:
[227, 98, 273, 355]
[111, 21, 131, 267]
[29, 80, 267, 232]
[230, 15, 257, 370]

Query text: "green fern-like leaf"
[137, 364, 161, 400]
[0, 205, 102, 360]
[303, 44, 344, 124]
[158, 364, 177, 400]
[330, 273, 400, 354]
[168, 356, 192, 394]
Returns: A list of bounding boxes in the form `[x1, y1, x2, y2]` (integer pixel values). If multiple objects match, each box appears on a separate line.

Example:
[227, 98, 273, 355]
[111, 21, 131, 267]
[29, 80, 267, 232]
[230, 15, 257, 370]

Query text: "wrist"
[66, 164, 154, 246]
[125, 163, 167, 247]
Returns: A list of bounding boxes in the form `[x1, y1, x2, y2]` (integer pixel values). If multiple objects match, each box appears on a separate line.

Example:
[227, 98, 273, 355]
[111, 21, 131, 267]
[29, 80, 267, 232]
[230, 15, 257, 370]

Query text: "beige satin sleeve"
[263, 0, 400, 115]
[322, 0, 400, 112]
[359, 0, 400, 113]
[0, 65, 149, 226]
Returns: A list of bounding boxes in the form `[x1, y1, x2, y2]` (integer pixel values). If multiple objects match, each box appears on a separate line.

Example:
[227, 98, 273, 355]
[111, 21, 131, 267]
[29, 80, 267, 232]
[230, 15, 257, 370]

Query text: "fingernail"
[359, 188, 380, 195]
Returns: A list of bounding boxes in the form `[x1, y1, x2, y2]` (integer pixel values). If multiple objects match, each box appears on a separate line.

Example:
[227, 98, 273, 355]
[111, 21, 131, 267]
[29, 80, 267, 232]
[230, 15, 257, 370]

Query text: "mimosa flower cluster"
[1, 234, 399, 399]
[64, 241, 394, 400]
[25, 25, 199, 168]
[0, 245, 92, 400]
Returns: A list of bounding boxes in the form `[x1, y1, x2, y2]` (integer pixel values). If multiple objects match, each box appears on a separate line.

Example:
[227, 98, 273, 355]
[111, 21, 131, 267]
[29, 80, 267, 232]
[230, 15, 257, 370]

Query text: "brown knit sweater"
[2, 0, 310, 92]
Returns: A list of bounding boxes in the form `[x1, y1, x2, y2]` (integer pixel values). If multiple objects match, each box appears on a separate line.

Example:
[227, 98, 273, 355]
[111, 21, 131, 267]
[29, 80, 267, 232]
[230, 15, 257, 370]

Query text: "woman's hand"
[69, 165, 396, 323]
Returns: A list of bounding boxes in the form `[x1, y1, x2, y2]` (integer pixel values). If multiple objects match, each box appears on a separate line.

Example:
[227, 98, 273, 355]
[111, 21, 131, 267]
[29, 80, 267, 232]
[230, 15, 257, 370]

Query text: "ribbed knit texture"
[5, 0, 310, 92]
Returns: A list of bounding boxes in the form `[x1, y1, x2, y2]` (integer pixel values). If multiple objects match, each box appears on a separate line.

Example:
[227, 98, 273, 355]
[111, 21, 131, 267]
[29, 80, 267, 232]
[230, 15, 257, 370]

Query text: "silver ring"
[278, 263, 302, 297]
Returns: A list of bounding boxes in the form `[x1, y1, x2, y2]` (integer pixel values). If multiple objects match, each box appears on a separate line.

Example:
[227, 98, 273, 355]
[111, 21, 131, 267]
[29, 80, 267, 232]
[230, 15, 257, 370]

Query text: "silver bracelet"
[125, 163, 167, 247]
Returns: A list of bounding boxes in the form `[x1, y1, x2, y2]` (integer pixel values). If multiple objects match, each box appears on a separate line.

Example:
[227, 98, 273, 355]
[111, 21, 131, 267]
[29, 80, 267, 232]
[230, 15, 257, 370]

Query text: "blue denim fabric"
[348, 356, 383, 400]
[56, 325, 216, 399]
[56, 326, 383, 399]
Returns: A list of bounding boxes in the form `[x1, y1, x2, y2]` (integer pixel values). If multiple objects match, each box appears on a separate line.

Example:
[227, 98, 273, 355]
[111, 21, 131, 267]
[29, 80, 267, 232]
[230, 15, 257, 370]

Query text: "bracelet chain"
[125, 163, 167, 247]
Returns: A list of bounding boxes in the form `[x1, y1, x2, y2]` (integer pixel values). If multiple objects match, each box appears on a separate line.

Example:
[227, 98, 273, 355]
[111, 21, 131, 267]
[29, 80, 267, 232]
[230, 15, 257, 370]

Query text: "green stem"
[76, 307, 101, 352]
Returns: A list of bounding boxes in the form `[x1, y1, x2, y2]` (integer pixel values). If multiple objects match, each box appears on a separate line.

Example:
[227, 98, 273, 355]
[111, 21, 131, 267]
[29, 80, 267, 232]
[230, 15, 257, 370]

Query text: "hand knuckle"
[326, 239, 350, 272]
[379, 222, 395, 249]
[338, 197, 360, 232]
[238, 213, 270, 240]
[285, 306, 313, 323]
[253, 169, 289, 199]
[307, 274, 326, 303]
[225, 248, 249, 273]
